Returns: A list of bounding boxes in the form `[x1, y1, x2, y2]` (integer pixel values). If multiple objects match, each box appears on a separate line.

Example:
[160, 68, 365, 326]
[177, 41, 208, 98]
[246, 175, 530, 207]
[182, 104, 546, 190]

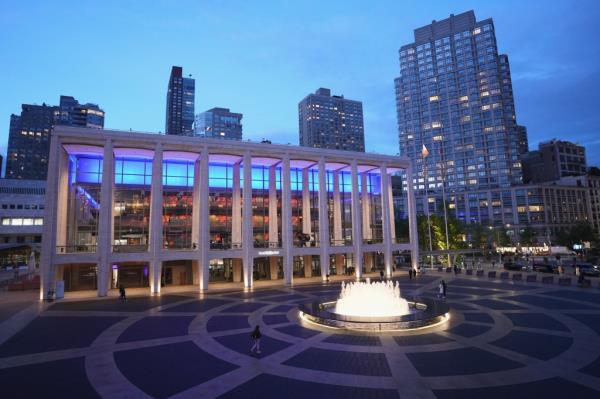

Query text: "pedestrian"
[408, 268, 412, 279]
[442, 279, 447, 298]
[119, 284, 126, 302]
[250, 326, 262, 354]
[492, 260, 496, 269]
[453, 264, 458, 275]
[438, 281, 444, 299]
[380, 270, 384, 280]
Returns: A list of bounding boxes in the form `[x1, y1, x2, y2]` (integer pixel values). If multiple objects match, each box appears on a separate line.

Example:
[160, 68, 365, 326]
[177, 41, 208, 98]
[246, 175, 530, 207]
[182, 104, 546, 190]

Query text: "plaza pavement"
[1, 270, 600, 398]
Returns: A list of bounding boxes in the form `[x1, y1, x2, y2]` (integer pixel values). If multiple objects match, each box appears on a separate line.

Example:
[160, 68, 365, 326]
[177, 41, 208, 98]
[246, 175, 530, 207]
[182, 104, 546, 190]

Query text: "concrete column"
[242, 152, 253, 288]
[335, 254, 345, 275]
[317, 158, 330, 278]
[269, 257, 279, 280]
[350, 160, 363, 279]
[149, 144, 163, 293]
[268, 165, 278, 246]
[232, 162, 242, 245]
[302, 168, 311, 236]
[406, 165, 420, 271]
[380, 165, 393, 278]
[281, 155, 293, 285]
[387, 174, 396, 243]
[332, 171, 342, 244]
[232, 259, 242, 282]
[98, 139, 114, 296]
[361, 173, 372, 241]
[40, 137, 63, 300]
[303, 255, 312, 278]
[198, 148, 210, 291]
[191, 157, 201, 285]
[365, 252, 374, 273]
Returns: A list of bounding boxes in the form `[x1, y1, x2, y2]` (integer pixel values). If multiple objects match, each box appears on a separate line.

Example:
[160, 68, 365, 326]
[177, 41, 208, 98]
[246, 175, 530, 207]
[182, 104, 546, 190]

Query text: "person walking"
[438, 281, 444, 299]
[119, 284, 126, 302]
[442, 279, 447, 299]
[408, 268, 413, 279]
[379, 270, 384, 280]
[250, 326, 262, 354]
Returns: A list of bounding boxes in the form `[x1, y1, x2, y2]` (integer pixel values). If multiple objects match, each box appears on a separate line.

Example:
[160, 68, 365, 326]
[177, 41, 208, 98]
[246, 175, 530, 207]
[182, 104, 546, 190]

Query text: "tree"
[519, 226, 537, 246]
[556, 222, 598, 248]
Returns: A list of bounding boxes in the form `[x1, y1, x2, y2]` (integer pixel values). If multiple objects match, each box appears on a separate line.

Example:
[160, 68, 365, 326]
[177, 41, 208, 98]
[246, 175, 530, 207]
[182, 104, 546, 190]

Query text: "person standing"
[438, 281, 444, 299]
[250, 326, 262, 354]
[380, 270, 384, 280]
[119, 284, 126, 302]
[408, 268, 412, 279]
[442, 279, 447, 299]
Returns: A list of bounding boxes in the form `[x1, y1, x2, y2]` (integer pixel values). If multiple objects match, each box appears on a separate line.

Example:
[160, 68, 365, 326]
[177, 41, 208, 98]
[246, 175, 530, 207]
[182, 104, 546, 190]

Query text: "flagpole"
[423, 145, 433, 269]
[439, 144, 451, 268]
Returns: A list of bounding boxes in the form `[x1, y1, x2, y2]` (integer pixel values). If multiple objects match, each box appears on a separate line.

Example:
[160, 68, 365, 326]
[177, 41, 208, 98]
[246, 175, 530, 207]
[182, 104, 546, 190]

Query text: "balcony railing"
[56, 245, 97, 254]
[112, 244, 148, 253]
[254, 240, 281, 249]
[210, 241, 243, 250]
[331, 239, 352, 247]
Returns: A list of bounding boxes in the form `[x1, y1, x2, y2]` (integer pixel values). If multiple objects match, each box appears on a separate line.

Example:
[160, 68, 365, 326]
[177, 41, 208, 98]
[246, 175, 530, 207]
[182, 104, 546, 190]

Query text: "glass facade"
[162, 161, 194, 249]
[113, 158, 151, 252]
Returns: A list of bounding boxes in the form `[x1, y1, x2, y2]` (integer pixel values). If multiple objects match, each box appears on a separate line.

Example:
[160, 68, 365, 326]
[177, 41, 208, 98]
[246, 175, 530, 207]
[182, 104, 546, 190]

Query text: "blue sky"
[1, 0, 599, 171]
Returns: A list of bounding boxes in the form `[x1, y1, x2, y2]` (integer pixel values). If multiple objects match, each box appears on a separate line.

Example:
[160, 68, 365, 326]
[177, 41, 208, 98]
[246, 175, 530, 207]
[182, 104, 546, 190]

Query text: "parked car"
[532, 262, 558, 274]
[576, 263, 600, 278]
[503, 261, 526, 271]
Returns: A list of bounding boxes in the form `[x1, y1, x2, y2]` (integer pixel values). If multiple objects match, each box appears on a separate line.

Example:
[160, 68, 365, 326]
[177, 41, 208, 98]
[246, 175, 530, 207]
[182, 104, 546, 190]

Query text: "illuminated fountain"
[300, 279, 450, 331]
[335, 281, 410, 318]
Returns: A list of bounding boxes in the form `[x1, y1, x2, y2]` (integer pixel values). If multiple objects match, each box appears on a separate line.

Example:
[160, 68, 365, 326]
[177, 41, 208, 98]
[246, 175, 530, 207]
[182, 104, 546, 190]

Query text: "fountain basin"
[299, 297, 449, 331]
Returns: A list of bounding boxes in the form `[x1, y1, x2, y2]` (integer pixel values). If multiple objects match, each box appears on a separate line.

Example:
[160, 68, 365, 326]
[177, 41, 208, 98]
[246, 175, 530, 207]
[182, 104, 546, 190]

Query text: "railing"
[363, 239, 383, 245]
[56, 245, 97, 254]
[294, 240, 319, 247]
[112, 244, 148, 253]
[254, 240, 281, 249]
[330, 239, 352, 247]
[210, 241, 243, 250]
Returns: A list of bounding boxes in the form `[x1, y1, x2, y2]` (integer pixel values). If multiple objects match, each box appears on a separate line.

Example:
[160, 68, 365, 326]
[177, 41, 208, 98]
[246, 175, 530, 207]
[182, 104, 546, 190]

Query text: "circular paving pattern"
[1, 274, 600, 398]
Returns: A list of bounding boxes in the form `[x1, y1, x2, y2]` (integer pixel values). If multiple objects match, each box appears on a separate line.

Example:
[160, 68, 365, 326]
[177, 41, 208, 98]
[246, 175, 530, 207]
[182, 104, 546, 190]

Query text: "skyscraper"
[6, 96, 104, 180]
[194, 107, 243, 140]
[299, 88, 365, 152]
[165, 66, 195, 135]
[395, 11, 524, 192]
[58, 96, 105, 128]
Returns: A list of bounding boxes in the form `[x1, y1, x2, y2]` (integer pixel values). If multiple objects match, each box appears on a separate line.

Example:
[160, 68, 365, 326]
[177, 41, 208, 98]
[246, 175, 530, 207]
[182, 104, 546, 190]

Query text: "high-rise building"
[6, 96, 104, 180]
[194, 107, 243, 140]
[58, 96, 105, 128]
[395, 11, 524, 192]
[522, 139, 587, 183]
[165, 66, 195, 135]
[299, 88, 365, 152]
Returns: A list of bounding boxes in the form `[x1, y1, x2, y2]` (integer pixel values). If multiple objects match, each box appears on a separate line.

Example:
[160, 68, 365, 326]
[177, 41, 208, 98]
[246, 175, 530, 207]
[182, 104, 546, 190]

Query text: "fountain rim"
[299, 296, 450, 331]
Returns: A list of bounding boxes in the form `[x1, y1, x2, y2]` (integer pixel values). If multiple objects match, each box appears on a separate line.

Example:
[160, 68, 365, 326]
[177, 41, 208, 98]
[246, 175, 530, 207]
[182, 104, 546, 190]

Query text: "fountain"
[299, 279, 450, 331]
[335, 281, 410, 318]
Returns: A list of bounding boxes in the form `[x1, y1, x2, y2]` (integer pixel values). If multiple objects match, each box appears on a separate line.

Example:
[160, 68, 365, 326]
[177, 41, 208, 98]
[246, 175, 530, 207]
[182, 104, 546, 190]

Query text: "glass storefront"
[163, 161, 194, 249]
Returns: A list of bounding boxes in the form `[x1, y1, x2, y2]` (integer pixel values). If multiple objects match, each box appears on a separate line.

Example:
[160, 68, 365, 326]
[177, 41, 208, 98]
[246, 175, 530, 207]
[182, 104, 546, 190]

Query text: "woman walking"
[250, 326, 262, 354]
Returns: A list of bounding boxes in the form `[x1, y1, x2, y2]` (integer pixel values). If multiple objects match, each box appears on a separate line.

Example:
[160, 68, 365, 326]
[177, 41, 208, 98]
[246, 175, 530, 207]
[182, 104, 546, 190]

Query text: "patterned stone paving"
[1, 273, 600, 398]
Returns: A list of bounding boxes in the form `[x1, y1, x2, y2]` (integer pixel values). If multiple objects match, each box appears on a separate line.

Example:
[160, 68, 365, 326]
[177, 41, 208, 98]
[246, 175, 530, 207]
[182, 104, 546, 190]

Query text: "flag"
[422, 144, 429, 158]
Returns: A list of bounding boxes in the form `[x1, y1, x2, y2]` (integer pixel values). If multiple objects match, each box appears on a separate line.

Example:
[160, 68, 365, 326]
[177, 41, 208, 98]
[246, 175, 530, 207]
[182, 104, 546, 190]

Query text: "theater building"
[40, 126, 418, 298]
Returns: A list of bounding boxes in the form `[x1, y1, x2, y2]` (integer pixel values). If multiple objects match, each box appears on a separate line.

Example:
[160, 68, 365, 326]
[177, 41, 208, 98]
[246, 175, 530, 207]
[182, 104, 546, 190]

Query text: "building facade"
[194, 107, 243, 140]
[522, 140, 587, 183]
[395, 11, 524, 194]
[40, 126, 418, 298]
[6, 96, 104, 180]
[58, 96, 105, 128]
[299, 88, 365, 152]
[165, 66, 195, 136]
[0, 179, 45, 267]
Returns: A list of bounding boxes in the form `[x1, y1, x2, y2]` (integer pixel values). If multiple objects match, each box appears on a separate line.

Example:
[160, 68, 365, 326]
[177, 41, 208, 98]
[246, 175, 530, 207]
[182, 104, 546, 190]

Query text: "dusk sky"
[1, 0, 599, 170]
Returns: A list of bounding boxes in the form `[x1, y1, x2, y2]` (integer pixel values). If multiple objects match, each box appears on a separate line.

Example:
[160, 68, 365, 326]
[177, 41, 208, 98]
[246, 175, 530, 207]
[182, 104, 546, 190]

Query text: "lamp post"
[438, 143, 451, 268]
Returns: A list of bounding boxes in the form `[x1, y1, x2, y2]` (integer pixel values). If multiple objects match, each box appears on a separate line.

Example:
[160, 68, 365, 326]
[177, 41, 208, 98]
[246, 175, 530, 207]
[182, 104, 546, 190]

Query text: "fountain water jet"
[334, 281, 410, 317]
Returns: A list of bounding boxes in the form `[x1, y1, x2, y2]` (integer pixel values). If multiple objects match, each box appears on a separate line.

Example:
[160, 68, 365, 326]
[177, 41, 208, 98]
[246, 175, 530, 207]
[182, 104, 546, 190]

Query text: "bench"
[512, 273, 522, 281]
[488, 271, 497, 278]
[476, 270, 484, 277]
[541, 276, 554, 284]
[558, 277, 571, 286]
[526, 275, 537, 282]
[455, 268, 462, 274]
[466, 269, 473, 275]
[500, 272, 509, 279]
[445, 267, 452, 273]
[437, 266, 443, 272]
